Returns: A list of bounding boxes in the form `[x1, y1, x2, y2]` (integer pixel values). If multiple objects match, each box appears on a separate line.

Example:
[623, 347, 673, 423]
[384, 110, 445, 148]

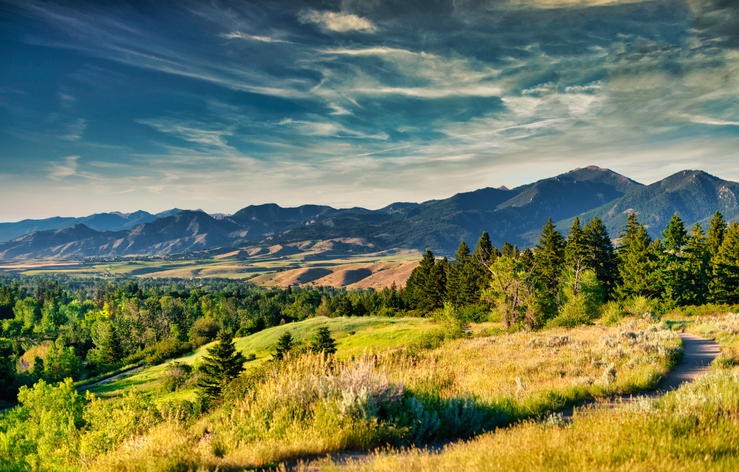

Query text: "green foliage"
[482, 254, 539, 329]
[548, 268, 604, 328]
[311, 326, 337, 354]
[158, 362, 193, 393]
[711, 222, 739, 304]
[196, 330, 246, 401]
[617, 216, 655, 300]
[583, 216, 619, 300]
[534, 218, 566, 320]
[1, 379, 84, 470]
[43, 337, 83, 383]
[81, 389, 162, 459]
[273, 331, 294, 360]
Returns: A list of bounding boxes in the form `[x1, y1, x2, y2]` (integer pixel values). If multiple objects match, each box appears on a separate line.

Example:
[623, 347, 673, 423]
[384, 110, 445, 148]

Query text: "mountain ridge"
[0, 167, 736, 260]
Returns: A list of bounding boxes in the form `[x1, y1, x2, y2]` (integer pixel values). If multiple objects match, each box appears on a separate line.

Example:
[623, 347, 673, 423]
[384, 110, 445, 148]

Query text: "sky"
[1, 0, 739, 222]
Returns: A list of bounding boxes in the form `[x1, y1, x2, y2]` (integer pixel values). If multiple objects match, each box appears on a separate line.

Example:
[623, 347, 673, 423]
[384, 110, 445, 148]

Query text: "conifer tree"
[471, 232, 495, 293]
[273, 331, 294, 361]
[564, 217, 588, 268]
[656, 214, 688, 305]
[683, 223, 709, 305]
[711, 222, 739, 304]
[197, 330, 246, 400]
[707, 211, 728, 302]
[421, 257, 448, 311]
[618, 213, 640, 255]
[404, 249, 436, 310]
[534, 218, 566, 319]
[662, 213, 688, 253]
[101, 323, 124, 366]
[583, 216, 618, 300]
[706, 211, 727, 261]
[616, 223, 654, 300]
[446, 241, 471, 306]
[311, 326, 337, 354]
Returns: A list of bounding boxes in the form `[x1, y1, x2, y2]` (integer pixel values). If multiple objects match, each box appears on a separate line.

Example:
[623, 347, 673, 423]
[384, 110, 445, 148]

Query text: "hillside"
[546, 170, 739, 242]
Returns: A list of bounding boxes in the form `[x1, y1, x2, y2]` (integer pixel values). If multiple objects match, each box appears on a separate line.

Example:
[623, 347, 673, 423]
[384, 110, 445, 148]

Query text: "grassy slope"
[327, 314, 739, 472]
[85, 316, 438, 400]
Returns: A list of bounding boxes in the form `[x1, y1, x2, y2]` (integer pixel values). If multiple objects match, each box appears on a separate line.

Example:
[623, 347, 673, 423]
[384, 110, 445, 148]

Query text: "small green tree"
[273, 331, 294, 360]
[310, 326, 337, 355]
[197, 330, 246, 401]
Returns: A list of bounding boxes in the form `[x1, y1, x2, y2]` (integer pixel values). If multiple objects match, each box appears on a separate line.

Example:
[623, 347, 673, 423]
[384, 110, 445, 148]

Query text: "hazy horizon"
[2, 0, 739, 221]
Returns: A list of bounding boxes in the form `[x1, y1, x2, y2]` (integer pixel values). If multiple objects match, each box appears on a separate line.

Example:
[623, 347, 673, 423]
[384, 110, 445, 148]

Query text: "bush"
[188, 317, 220, 346]
[158, 362, 193, 393]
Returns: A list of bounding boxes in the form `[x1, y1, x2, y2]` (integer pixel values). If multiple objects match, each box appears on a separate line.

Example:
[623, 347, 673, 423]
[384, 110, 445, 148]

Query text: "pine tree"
[616, 223, 654, 300]
[197, 330, 246, 400]
[273, 331, 294, 360]
[470, 232, 495, 294]
[421, 257, 448, 311]
[564, 217, 588, 268]
[618, 213, 640, 255]
[707, 211, 728, 302]
[101, 323, 124, 366]
[711, 222, 739, 304]
[683, 223, 709, 305]
[662, 213, 688, 253]
[534, 218, 566, 319]
[706, 211, 727, 261]
[446, 241, 471, 306]
[311, 326, 337, 354]
[404, 249, 436, 310]
[583, 216, 618, 300]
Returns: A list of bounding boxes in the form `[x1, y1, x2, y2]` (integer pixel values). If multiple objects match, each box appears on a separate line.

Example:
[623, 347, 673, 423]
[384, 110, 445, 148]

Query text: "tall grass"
[331, 368, 739, 472]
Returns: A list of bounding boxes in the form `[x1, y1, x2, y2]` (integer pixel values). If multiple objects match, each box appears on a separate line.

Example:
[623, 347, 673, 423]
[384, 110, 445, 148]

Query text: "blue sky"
[1, 0, 738, 221]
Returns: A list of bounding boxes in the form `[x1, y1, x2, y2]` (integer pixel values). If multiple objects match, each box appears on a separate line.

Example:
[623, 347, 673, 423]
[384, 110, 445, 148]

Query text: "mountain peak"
[573, 165, 607, 172]
[497, 185, 510, 191]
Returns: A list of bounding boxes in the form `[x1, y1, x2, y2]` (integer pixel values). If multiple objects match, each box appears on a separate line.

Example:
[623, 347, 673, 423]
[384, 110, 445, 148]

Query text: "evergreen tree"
[470, 232, 495, 296]
[311, 326, 337, 354]
[707, 211, 728, 302]
[403, 249, 436, 310]
[421, 257, 448, 311]
[661, 213, 688, 253]
[501, 242, 515, 259]
[618, 213, 640, 256]
[583, 216, 618, 300]
[446, 241, 471, 306]
[273, 331, 294, 361]
[533, 218, 566, 319]
[683, 223, 709, 305]
[711, 222, 739, 305]
[616, 223, 654, 300]
[564, 217, 588, 268]
[101, 323, 124, 366]
[706, 211, 727, 261]
[197, 330, 246, 400]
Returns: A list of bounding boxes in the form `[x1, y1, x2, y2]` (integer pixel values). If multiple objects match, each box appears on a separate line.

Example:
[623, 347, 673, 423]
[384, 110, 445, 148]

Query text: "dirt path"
[76, 365, 146, 391]
[288, 332, 721, 471]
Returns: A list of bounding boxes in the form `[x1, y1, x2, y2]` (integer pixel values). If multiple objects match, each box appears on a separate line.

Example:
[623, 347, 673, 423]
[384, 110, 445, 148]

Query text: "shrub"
[158, 362, 193, 393]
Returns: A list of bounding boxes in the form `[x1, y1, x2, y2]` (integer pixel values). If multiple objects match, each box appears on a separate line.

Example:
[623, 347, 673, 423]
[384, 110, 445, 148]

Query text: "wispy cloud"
[299, 10, 377, 33]
[48, 155, 80, 180]
[222, 31, 291, 43]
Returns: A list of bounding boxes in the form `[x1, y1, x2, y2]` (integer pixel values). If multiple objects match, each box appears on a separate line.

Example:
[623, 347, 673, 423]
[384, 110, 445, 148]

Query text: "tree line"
[405, 211, 739, 329]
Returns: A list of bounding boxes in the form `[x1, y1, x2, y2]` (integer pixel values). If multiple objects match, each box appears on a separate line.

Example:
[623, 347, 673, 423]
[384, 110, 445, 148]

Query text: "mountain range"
[0, 166, 736, 260]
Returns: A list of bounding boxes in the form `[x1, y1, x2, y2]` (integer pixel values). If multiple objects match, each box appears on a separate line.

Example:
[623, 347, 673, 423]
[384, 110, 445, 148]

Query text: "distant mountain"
[0, 209, 186, 243]
[546, 170, 739, 243]
[261, 166, 643, 252]
[2, 167, 736, 260]
[0, 211, 239, 259]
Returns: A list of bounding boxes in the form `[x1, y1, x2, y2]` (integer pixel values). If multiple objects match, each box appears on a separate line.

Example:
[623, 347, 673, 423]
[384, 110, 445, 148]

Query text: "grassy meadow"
[33, 316, 683, 471]
[308, 312, 739, 472]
